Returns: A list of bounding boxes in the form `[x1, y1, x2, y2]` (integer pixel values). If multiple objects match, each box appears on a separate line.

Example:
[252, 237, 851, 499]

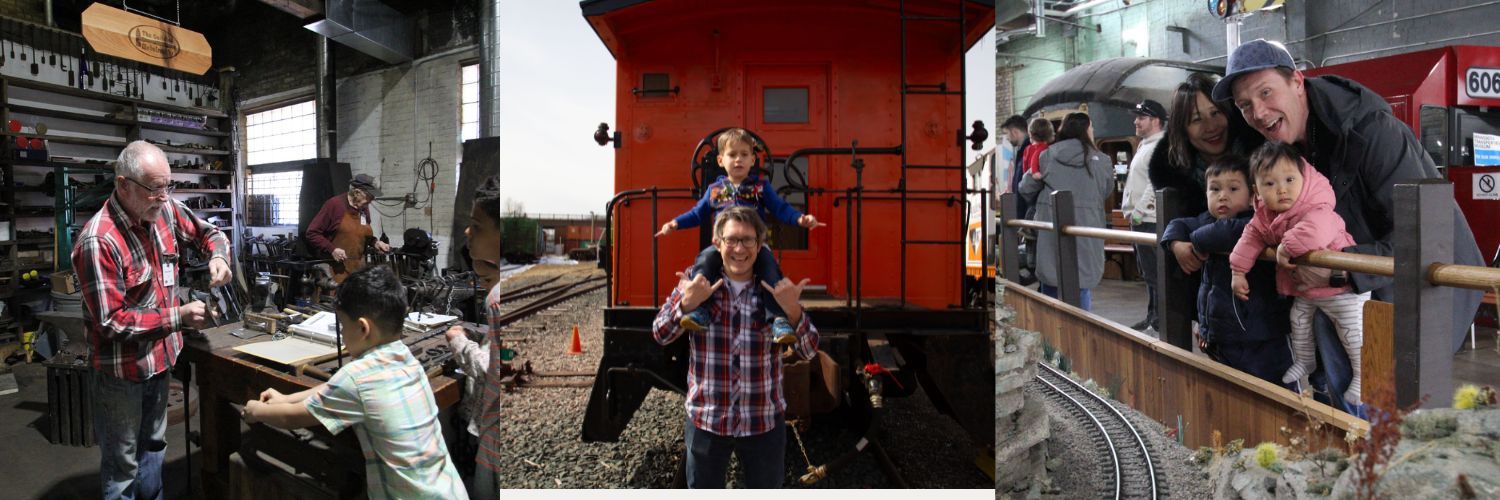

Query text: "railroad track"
[495, 274, 607, 328]
[1035, 362, 1160, 500]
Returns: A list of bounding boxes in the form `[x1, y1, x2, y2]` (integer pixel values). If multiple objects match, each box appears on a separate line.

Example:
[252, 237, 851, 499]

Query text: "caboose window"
[764, 88, 809, 123]
[640, 73, 673, 96]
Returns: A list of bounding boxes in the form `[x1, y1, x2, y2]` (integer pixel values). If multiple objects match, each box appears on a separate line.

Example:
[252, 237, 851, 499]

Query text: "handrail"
[1003, 217, 1500, 291]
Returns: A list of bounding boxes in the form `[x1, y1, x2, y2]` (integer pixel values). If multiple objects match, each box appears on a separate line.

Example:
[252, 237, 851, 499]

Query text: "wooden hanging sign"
[81, 2, 212, 75]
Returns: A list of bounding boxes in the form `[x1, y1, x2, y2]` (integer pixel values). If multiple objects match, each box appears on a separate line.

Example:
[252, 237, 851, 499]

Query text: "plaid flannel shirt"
[72, 196, 230, 382]
[654, 270, 819, 437]
[475, 284, 504, 478]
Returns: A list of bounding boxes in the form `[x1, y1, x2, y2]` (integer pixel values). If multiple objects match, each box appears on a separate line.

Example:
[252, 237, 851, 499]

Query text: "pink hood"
[1230, 158, 1357, 298]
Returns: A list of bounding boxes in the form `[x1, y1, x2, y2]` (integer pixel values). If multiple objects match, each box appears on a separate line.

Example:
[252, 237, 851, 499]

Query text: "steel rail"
[1037, 361, 1159, 500]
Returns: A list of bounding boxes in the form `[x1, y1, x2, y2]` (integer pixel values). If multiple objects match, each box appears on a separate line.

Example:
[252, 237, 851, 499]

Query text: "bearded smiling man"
[73, 140, 231, 499]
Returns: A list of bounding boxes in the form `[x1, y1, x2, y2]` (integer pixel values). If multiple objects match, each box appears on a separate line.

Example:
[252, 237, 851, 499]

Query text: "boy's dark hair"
[1001, 115, 1028, 131]
[1204, 154, 1250, 183]
[336, 266, 407, 337]
[1247, 140, 1302, 181]
[475, 175, 500, 228]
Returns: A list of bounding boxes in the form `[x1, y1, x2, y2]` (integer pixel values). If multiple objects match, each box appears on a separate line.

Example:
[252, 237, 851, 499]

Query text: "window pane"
[248, 170, 305, 226]
[463, 83, 480, 104]
[462, 123, 480, 142]
[764, 88, 808, 124]
[247, 100, 317, 166]
[463, 64, 480, 85]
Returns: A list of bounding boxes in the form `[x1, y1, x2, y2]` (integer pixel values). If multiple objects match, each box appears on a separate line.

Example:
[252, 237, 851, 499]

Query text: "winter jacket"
[1162, 211, 1291, 344]
[1008, 139, 1033, 220]
[1229, 159, 1356, 299]
[1018, 138, 1114, 289]
[1300, 75, 1483, 352]
[1121, 131, 1164, 224]
[673, 173, 803, 230]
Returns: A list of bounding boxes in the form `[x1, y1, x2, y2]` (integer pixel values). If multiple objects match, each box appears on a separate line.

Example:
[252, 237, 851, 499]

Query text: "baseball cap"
[1131, 99, 1167, 120]
[1210, 39, 1297, 102]
[350, 173, 382, 197]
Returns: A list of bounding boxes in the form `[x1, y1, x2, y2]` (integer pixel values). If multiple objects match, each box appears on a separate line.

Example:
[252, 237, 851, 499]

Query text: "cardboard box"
[50, 271, 77, 294]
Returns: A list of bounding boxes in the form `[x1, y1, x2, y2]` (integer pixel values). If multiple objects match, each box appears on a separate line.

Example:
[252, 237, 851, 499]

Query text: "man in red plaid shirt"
[72, 141, 230, 499]
[653, 206, 819, 488]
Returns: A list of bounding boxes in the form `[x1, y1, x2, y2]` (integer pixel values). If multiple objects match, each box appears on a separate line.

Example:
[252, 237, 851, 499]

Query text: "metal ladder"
[898, 0, 970, 306]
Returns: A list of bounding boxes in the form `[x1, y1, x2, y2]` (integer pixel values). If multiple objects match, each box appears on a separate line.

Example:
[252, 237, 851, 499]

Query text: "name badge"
[162, 253, 178, 284]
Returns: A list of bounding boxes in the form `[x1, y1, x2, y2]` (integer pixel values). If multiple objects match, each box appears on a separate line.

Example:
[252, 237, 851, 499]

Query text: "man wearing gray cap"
[1122, 99, 1166, 334]
[306, 173, 393, 271]
[1216, 39, 1483, 416]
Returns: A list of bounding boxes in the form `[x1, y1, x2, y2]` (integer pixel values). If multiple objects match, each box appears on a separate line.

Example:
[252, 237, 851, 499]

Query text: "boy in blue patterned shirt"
[242, 266, 466, 499]
[656, 128, 823, 343]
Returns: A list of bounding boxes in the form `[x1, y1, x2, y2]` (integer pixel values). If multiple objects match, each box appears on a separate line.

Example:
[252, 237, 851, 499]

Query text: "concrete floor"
[1064, 278, 1500, 389]
[0, 361, 199, 499]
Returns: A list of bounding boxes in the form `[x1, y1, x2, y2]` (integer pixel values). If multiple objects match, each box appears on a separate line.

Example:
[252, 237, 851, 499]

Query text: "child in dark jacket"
[1160, 155, 1295, 389]
[656, 128, 823, 343]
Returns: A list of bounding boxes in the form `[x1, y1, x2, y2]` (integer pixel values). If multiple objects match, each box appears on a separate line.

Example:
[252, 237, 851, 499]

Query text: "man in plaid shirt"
[654, 206, 819, 488]
[72, 141, 230, 499]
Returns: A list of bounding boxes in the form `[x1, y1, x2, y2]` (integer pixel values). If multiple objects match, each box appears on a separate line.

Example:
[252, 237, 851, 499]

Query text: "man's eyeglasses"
[718, 236, 759, 249]
[123, 176, 173, 198]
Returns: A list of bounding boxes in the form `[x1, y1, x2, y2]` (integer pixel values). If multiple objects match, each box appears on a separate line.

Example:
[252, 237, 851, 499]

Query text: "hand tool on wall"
[19, 23, 26, 61]
[28, 26, 37, 76]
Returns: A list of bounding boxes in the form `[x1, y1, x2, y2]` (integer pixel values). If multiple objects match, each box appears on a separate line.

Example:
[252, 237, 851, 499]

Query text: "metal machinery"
[579, 0, 997, 483]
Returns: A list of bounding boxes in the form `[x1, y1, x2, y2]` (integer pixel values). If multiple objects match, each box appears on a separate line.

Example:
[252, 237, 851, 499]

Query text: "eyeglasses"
[718, 236, 758, 249]
[123, 176, 173, 198]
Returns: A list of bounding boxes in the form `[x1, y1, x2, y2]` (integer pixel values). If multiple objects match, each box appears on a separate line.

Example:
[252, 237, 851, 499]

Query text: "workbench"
[180, 322, 461, 497]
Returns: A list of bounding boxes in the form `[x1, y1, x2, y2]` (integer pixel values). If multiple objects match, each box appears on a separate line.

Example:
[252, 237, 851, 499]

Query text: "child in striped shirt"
[243, 266, 466, 499]
[1230, 141, 1370, 406]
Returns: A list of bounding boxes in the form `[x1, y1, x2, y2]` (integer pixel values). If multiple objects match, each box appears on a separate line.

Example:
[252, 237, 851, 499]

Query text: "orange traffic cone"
[566, 325, 584, 355]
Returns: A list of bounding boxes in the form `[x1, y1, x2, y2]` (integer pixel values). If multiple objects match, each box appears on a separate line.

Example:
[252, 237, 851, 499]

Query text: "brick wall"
[0, 0, 43, 24]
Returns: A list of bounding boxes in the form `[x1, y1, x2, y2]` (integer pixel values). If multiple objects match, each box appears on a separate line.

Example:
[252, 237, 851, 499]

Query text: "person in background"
[1018, 112, 1113, 311]
[74, 140, 230, 499]
[1160, 155, 1294, 389]
[1001, 115, 1033, 219]
[243, 266, 467, 499]
[444, 175, 502, 495]
[1121, 99, 1167, 334]
[305, 173, 393, 263]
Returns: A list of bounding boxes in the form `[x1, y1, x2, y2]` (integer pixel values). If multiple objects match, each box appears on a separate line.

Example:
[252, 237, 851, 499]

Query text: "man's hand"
[798, 215, 827, 230]
[1170, 241, 1204, 274]
[331, 248, 348, 262]
[656, 221, 678, 238]
[209, 257, 232, 287]
[1231, 272, 1250, 301]
[179, 300, 214, 329]
[675, 272, 723, 312]
[242, 400, 266, 424]
[761, 277, 811, 324]
[374, 240, 392, 253]
[259, 388, 288, 405]
[1293, 265, 1333, 291]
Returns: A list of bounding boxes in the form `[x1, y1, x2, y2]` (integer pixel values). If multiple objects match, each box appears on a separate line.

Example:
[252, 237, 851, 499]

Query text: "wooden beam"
[257, 0, 325, 19]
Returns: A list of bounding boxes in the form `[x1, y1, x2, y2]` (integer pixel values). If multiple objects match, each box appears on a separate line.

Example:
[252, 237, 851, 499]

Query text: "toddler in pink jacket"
[1229, 141, 1369, 406]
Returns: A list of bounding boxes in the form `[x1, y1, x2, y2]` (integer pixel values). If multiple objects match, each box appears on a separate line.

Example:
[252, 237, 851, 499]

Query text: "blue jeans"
[92, 370, 170, 500]
[1039, 284, 1092, 311]
[1307, 311, 1368, 419]
[685, 416, 786, 488]
[691, 245, 787, 319]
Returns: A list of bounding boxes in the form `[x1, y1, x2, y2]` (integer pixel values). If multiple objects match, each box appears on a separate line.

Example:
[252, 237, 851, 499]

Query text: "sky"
[500, 2, 996, 215]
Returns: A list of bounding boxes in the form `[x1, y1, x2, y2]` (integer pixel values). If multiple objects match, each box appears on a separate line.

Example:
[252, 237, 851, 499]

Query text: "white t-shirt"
[727, 278, 751, 297]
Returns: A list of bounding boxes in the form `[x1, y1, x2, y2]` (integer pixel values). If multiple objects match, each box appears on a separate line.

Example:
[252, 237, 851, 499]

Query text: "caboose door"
[746, 64, 831, 287]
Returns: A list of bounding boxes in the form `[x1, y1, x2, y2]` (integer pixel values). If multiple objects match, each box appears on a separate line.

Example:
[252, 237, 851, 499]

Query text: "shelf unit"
[0, 76, 236, 299]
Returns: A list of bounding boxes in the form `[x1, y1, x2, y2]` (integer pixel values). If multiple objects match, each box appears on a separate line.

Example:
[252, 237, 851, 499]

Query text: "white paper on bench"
[232, 337, 336, 366]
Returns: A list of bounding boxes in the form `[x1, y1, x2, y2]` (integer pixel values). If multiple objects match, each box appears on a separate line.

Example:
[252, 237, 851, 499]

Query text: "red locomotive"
[580, 0, 997, 483]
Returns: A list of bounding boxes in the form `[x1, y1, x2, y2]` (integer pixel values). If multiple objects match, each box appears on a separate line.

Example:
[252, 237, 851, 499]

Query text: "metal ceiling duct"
[305, 0, 415, 64]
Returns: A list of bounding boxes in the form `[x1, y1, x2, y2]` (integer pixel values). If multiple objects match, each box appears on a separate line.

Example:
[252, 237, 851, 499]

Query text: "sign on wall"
[1476, 133, 1500, 167]
[81, 2, 211, 75]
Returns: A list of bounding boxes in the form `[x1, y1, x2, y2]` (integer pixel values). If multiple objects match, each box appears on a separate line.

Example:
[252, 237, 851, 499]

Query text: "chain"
[122, 0, 182, 26]
[790, 419, 813, 469]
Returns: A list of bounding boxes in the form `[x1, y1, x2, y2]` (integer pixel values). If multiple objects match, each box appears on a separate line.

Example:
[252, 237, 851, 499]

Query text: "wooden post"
[1000, 192, 1021, 283]
[1362, 300, 1395, 411]
[1392, 181, 1455, 408]
[1051, 190, 1081, 307]
[1156, 187, 1193, 350]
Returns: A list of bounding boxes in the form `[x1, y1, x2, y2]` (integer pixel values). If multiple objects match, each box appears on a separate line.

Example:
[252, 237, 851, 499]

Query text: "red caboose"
[581, 0, 996, 479]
